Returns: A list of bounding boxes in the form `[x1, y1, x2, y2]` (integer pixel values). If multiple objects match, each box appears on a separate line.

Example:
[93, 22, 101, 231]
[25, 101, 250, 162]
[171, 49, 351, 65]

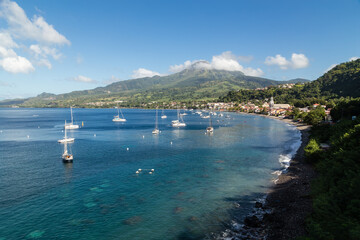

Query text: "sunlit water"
[0, 108, 300, 240]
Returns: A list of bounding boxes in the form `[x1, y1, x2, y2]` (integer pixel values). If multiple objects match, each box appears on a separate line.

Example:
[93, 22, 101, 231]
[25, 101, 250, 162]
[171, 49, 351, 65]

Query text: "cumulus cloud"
[132, 68, 162, 79]
[265, 53, 309, 70]
[349, 56, 359, 61]
[0, 0, 70, 45]
[168, 51, 264, 77]
[0, 46, 34, 73]
[0, 32, 18, 48]
[0, 0, 70, 74]
[73, 75, 97, 83]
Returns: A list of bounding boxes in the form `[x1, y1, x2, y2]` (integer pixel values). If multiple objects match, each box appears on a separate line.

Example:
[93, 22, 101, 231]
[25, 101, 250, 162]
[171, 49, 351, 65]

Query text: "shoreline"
[240, 113, 315, 239]
[213, 112, 315, 240]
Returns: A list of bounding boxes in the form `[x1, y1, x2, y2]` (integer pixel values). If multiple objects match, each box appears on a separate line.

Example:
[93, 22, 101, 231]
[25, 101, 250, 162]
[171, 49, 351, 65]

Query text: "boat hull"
[58, 138, 75, 143]
[65, 124, 79, 129]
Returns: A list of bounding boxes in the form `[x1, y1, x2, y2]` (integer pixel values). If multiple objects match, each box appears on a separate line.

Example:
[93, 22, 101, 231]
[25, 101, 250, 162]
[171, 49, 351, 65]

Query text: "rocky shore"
[220, 114, 316, 240]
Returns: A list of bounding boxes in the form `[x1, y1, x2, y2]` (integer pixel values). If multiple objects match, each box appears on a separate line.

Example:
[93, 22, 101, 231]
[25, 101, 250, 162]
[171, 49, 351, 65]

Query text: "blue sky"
[0, 0, 359, 99]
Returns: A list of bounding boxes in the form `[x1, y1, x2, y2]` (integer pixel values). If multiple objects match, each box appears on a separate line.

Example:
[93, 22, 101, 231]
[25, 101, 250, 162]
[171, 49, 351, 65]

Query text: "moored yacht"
[65, 107, 80, 129]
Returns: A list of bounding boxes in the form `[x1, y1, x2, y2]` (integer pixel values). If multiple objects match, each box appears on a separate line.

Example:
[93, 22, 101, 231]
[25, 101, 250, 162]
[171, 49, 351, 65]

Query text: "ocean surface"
[0, 108, 301, 240]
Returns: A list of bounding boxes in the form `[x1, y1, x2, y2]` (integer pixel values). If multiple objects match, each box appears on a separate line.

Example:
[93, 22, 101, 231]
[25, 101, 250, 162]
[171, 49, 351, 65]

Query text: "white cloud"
[265, 53, 309, 70]
[0, 46, 34, 73]
[73, 75, 97, 83]
[0, 55, 34, 73]
[36, 58, 52, 69]
[168, 51, 264, 77]
[0, 32, 18, 48]
[349, 56, 359, 61]
[132, 68, 162, 79]
[29, 44, 62, 60]
[0, 0, 70, 45]
[0, 0, 69, 74]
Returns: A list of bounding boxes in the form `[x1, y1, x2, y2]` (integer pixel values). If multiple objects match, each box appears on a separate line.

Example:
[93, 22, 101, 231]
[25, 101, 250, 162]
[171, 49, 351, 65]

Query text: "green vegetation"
[0, 67, 308, 108]
[304, 98, 360, 239]
[221, 59, 360, 107]
[303, 107, 326, 125]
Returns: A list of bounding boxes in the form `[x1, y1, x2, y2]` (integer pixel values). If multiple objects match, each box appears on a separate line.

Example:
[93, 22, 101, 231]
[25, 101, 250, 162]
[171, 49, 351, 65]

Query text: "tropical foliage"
[304, 99, 360, 239]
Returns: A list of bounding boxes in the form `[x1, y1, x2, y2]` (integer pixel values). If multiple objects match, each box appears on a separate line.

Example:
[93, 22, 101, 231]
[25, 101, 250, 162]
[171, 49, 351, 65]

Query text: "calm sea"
[0, 108, 300, 240]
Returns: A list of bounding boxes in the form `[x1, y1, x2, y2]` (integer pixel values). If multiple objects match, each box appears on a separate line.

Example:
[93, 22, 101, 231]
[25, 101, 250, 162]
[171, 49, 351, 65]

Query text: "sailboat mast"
[70, 107, 73, 124]
[209, 113, 212, 127]
[64, 120, 67, 138]
[155, 107, 158, 129]
[64, 142, 68, 155]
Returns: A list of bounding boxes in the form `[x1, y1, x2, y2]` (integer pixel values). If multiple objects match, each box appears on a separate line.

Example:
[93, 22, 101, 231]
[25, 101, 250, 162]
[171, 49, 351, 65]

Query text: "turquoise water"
[0, 108, 300, 240]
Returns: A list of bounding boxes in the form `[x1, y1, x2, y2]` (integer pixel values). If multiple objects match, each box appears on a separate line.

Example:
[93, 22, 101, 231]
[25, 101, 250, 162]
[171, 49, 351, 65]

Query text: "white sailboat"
[58, 120, 75, 143]
[113, 104, 126, 122]
[152, 108, 160, 134]
[206, 112, 214, 134]
[179, 109, 188, 116]
[161, 109, 167, 119]
[172, 109, 186, 127]
[62, 141, 73, 163]
[65, 107, 80, 129]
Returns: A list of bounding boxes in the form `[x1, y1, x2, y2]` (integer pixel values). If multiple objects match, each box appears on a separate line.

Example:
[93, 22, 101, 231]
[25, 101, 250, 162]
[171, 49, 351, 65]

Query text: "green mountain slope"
[220, 59, 360, 106]
[0, 63, 309, 107]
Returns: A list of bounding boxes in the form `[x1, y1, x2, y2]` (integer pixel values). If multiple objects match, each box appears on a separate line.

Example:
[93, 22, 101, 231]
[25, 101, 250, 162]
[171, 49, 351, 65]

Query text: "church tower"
[269, 96, 274, 109]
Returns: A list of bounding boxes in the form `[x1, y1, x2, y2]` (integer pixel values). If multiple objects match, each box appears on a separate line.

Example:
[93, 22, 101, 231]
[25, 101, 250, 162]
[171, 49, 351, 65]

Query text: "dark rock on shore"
[262, 122, 316, 240]
[244, 215, 261, 228]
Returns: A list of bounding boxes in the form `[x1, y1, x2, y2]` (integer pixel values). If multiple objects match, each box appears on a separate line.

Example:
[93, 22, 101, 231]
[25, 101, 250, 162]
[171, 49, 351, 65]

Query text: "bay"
[0, 108, 300, 240]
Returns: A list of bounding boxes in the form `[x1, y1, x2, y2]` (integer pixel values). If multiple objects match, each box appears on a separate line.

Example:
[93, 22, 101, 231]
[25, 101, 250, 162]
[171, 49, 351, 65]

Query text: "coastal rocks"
[255, 201, 263, 208]
[244, 215, 261, 228]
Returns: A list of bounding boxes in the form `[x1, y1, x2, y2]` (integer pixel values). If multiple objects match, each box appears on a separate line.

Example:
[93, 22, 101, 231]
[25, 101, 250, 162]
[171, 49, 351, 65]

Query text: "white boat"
[161, 109, 167, 119]
[152, 108, 160, 134]
[180, 109, 188, 116]
[65, 107, 80, 129]
[62, 142, 73, 163]
[113, 105, 126, 122]
[58, 120, 75, 143]
[201, 115, 210, 119]
[218, 113, 224, 117]
[172, 109, 186, 127]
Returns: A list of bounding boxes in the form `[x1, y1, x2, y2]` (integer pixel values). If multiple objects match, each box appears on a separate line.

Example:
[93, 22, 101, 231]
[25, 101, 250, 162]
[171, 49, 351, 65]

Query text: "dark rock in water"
[244, 215, 261, 228]
[174, 207, 183, 214]
[80, 219, 95, 225]
[188, 216, 198, 222]
[255, 201, 263, 208]
[122, 216, 143, 225]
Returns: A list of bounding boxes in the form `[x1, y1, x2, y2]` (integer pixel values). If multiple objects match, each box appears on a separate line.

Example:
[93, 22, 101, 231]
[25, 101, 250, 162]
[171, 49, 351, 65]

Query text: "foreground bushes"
[304, 118, 360, 239]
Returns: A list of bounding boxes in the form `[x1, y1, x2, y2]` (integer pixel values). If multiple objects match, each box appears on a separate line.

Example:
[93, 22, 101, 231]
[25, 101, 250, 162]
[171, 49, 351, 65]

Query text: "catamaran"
[152, 108, 160, 134]
[65, 107, 80, 129]
[161, 109, 167, 119]
[62, 142, 73, 163]
[113, 104, 126, 122]
[172, 109, 186, 127]
[58, 120, 75, 143]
